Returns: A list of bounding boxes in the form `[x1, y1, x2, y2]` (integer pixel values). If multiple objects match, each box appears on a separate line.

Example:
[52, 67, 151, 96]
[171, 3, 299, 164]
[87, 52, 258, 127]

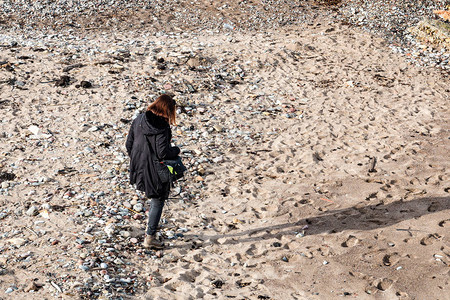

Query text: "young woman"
[125, 94, 180, 249]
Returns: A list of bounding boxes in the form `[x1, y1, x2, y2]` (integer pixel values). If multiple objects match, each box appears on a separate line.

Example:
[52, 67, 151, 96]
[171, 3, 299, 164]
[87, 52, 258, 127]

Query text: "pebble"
[133, 203, 143, 212]
[119, 231, 131, 238]
[26, 205, 38, 216]
[7, 238, 27, 247]
[79, 265, 89, 271]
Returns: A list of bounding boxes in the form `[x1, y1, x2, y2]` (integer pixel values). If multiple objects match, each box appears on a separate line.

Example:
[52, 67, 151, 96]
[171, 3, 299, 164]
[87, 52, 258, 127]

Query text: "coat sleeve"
[125, 119, 135, 157]
[155, 127, 180, 160]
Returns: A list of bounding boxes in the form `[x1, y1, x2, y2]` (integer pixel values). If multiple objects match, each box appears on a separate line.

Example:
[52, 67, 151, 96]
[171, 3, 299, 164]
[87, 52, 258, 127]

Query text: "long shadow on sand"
[181, 196, 449, 247]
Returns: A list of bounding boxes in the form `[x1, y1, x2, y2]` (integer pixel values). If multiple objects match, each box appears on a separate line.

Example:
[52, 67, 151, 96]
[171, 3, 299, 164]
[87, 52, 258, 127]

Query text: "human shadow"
[179, 196, 449, 247]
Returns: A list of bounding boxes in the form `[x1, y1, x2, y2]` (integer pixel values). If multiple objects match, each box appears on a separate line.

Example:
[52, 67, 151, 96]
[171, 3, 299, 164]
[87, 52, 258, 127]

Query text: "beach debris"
[63, 63, 85, 72]
[55, 75, 71, 87]
[368, 156, 377, 173]
[312, 151, 323, 162]
[211, 279, 224, 288]
[7, 238, 27, 247]
[79, 80, 92, 88]
[0, 172, 16, 183]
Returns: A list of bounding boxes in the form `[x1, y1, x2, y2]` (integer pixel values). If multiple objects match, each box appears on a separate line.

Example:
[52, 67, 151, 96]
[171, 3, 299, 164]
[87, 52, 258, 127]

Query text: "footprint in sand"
[427, 201, 441, 212]
[420, 233, 441, 246]
[382, 252, 401, 266]
[365, 278, 394, 295]
[376, 278, 394, 291]
[342, 235, 360, 247]
[438, 219, 449, 227]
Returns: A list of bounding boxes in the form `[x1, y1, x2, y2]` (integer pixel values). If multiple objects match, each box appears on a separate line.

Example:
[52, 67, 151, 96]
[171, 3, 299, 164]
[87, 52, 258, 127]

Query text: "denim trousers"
[146, 196, 166, 236]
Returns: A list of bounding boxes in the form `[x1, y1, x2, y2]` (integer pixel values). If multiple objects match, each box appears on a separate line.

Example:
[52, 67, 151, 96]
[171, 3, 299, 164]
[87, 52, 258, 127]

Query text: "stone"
[187, 57, 200, 68]
[28, 125, 40, 135]
[8, 238, 27, 247]
[24, 281, 41, 292]
[120, 231, 131, 238]
[80, 80, 92, 88]
[133, 203, 143, 212]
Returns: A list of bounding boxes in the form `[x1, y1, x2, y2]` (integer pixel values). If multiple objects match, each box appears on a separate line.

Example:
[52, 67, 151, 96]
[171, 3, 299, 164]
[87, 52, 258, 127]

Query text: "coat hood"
[138, 111, 169, 136]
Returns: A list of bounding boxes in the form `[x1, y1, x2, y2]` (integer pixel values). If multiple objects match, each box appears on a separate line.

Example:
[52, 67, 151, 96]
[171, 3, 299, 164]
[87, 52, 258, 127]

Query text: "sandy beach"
[0, 1, 449, 299]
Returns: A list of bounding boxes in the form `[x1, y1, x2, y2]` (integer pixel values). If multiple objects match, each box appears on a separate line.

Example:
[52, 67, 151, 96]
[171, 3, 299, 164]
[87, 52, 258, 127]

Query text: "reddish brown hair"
[147, 94, 176, 125]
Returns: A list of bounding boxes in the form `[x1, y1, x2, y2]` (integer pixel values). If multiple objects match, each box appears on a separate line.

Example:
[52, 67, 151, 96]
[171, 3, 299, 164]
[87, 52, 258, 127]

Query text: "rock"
[187, 57, 200, 68]
[100, 263, 108, 269]
[80, 80, 92, 88]
[26, 205, 38, 216]
[193, 254, 203, 262]
[212, 156, 224, 163]
[79, 265, 89, 271]
[104, 223, 116, 237]
[133, 203, 143, 212]
[28, 125, 40, 136]
[24, 281, 41, 292]
[211, 279, 224, 288]
[55, 75, 71, 87]
[130, 237, 138, 244]
[7, 238, 27, 247]
[1, 182, 9, 189]
[120, 231, 131, 238]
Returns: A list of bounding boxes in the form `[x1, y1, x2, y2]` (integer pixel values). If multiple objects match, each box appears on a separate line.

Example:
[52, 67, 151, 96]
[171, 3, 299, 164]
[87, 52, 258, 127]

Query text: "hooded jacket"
[125, 111, 180, 197]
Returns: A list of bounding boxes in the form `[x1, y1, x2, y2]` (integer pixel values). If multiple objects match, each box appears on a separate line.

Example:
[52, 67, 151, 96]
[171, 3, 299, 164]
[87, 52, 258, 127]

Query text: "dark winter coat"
[125, 111, 180, 198]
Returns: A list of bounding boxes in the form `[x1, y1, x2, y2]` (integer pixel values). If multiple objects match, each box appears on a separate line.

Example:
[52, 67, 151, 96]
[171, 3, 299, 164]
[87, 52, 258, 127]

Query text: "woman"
[125, 94, 180, 249]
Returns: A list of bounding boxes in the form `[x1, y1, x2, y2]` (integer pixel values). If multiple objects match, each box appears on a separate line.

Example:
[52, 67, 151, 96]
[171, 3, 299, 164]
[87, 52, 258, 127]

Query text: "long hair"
[147, 94, 176, 125]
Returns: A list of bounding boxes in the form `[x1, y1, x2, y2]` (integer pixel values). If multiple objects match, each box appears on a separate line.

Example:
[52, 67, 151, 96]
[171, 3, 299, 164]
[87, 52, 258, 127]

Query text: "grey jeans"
[146, 196, 166, 236]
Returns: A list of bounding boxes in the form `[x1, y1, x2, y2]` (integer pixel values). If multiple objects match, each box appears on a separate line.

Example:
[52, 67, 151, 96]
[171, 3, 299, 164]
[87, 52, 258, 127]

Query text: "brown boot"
[143, 235, 164, 250]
